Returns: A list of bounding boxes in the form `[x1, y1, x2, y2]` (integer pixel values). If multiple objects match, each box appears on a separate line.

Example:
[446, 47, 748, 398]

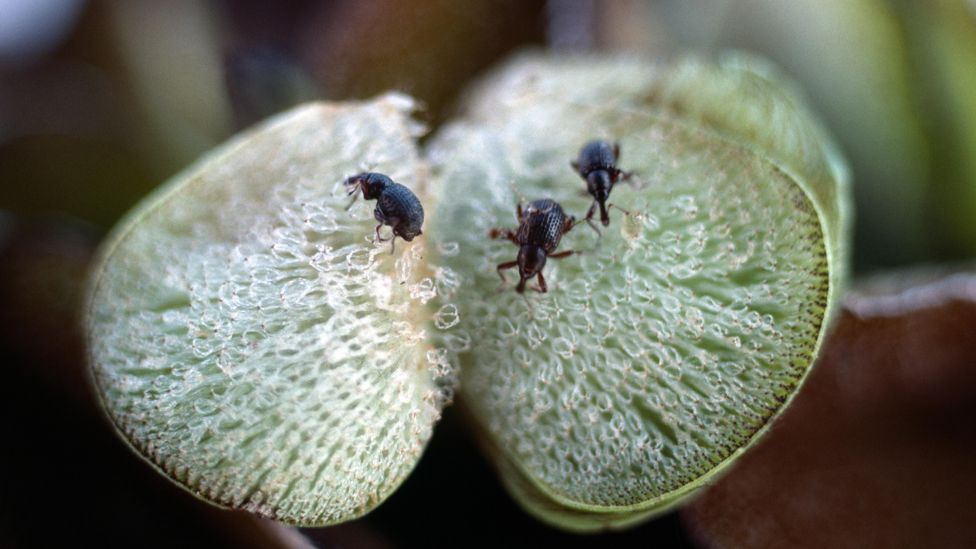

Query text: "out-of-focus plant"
[891, 0, 976, 256]
[596, 0, 976, 269]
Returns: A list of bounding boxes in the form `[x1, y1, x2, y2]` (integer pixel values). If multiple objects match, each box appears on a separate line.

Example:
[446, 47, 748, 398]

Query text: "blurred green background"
[2, 1, 975, 547]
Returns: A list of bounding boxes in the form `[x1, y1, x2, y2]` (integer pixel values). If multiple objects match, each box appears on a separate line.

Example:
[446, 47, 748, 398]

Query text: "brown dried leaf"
[683, 271, 976, 547]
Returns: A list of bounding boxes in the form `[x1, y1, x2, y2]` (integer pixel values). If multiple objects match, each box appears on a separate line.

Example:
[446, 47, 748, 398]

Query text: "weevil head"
[586, 170, 612, 226]
[398, 228, 422, 242]
[516, 244, 547, 293]
[587, 170, 612, 202]
[345, 172, 392, 200]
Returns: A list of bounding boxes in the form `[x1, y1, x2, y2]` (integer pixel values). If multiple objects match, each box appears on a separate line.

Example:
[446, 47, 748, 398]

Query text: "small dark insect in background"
[571, 140, 634, 229]
[344, 172, 424, 253]
[489, 198, 581, 293]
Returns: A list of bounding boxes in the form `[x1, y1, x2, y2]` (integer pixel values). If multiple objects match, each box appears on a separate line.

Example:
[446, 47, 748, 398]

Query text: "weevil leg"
[496, 260, 518, 285]
[376, 221, 396, 242]
[613, 142, 621, 160]
[374, 213, 399, 244]
[608, 203, 633, 217]
[372, 206, 389, 237]
[616, 167, 637, 186]
[586, 218, 602, 235]
[516, 202, 524, 223]
[549, 250, 581, 260]
[570, 159, 580, 172]
[535, 272, 548, 293]
[577, 202, 602, 237]
[488, 228, 519, 245]
[563, 215, 576, 234]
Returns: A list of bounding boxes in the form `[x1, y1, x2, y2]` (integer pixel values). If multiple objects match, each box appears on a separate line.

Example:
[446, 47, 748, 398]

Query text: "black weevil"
[344, 172, 424, 253]
[489, 198, 580, 293]
[570, 140, 633, 228]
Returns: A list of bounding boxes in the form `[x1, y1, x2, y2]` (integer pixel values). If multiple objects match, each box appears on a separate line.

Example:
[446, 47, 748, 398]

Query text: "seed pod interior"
[86, 94, 454, 526]
[427, 54, 847, 530]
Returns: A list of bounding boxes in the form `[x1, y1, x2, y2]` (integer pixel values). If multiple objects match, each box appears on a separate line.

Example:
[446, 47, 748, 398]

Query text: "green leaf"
[85, 93, 456, 525]
[426, 53, 849, 530]
[895, 0, 976, 255]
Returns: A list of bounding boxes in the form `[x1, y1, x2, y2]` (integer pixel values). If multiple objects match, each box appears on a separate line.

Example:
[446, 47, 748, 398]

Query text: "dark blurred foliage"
[0, 0, 548, 230]
[219, 0, 549, 129]
[0, 217, 305, 548]
[2, 0, 976, 547]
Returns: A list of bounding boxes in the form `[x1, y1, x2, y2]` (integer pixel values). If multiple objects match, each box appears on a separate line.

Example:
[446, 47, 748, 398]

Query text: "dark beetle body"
[516, 199, 568, 253]
[489, 199, 579, 293]
[344, 172, 424, 252]
[575, 140, 618, 175]
[571, 140, 632, 227]
[374, 183, 424, 240]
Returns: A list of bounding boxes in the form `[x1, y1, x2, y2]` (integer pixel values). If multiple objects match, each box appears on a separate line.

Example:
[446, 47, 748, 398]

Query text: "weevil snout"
[516, 245, 547, 292]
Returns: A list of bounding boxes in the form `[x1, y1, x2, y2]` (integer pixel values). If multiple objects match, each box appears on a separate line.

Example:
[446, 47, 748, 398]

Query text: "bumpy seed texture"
[427, 54, 846, 530]
[86, 94, 457, 526]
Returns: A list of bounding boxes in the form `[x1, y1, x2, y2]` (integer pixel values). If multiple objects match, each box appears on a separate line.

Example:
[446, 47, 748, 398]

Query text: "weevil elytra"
[489, 198, 581, 293]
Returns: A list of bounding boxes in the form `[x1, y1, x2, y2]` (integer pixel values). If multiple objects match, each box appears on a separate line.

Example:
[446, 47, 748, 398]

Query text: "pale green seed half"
[427, 54, 848, 530]
[85, 94, 456, 526]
